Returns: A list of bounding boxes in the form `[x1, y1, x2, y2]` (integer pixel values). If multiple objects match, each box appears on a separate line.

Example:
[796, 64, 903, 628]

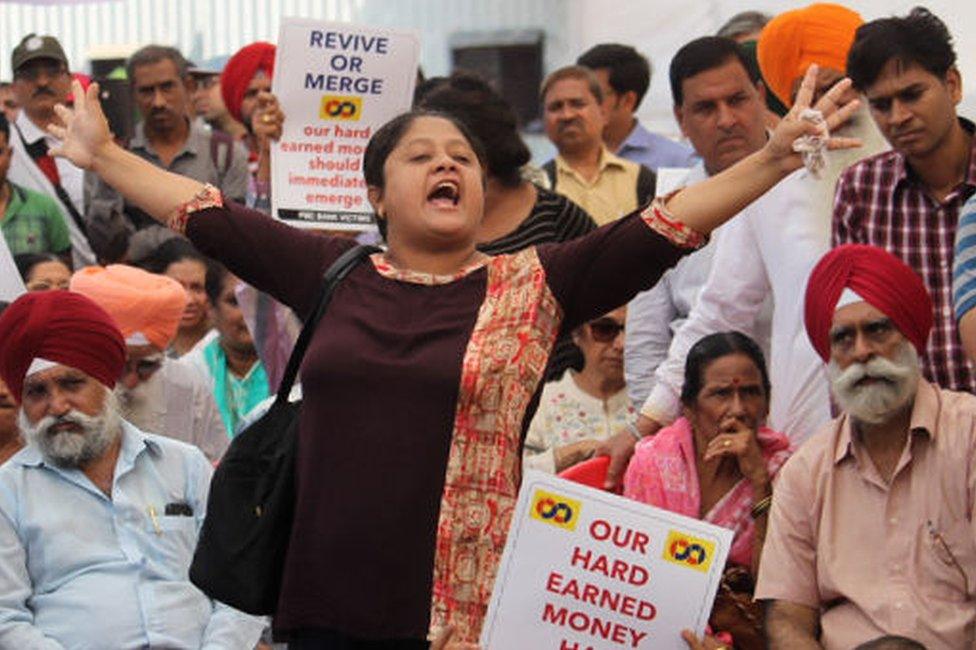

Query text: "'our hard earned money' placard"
[481, 471, 733, 650]
[272, 18, 420, 230]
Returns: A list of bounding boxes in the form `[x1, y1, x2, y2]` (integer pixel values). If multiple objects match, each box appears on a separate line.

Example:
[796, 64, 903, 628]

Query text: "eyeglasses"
[588, 318, 625, 343]
[14, 60, 68, 82]
[121, 355, 164, 381]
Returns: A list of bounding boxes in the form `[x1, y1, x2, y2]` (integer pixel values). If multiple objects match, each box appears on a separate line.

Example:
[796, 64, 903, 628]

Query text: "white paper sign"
[0, 237, 25, 301]
[271, 18, 420, 230]
[481, 471, 733, 650]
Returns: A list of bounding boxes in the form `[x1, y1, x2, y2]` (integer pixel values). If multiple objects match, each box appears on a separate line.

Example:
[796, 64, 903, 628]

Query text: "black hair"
[140, 237, 208, 274]
[0, 112, 8, 143]
[127, 44, 190, 83]
[13, 252, 68, 283]
[362, 109, 489, 239]
[415, 71, 531, 187]
[204, 259, 229, 306]
[853, 636, 927, 650]
[680, 331, 771, 406]
[576, 43, 651, 109]
[669, 36, 758, 106]
[847, 7, 956, 92]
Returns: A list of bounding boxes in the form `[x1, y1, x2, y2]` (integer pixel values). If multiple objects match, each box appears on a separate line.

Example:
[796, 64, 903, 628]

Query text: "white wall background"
[568, 0, 976, 136]
[2, 0, 975, 157]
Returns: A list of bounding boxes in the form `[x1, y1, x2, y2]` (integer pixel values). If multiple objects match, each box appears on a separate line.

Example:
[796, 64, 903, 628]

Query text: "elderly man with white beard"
[0, 290, 264, 648]
[70, 263, 228, 462]
[754, 244, 976, 650]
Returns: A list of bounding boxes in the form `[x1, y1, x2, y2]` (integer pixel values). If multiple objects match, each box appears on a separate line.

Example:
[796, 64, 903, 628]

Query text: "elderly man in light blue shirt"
[0, 289, 264, 649]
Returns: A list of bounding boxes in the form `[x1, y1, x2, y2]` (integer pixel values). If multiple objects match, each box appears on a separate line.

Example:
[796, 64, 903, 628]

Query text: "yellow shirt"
[552, 148, 643, 225]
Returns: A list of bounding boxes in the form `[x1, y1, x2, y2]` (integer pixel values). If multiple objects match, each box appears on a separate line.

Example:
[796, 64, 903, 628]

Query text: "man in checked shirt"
[833, 7, 976, 393]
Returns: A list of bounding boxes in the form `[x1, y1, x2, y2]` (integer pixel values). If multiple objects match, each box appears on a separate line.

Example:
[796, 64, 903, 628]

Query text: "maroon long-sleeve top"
[184, 199, 698, 641]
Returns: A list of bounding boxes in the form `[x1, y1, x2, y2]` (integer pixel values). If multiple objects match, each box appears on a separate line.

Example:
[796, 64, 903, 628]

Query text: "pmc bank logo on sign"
[529, 489, 581, 532]
[319, 95, 362, 121]
[662, 530, 716, 573]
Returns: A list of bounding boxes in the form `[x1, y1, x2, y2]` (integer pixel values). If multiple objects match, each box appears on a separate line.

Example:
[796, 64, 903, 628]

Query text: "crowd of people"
[0, 3, 974, 649]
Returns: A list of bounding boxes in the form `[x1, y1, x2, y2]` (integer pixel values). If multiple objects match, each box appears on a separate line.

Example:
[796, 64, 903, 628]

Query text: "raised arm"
[665, 65, 860, 235]
[48, 81, 204, 223]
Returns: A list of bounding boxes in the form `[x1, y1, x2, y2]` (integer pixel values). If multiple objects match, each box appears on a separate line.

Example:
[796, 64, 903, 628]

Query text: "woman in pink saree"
[624, 331, 791, 648]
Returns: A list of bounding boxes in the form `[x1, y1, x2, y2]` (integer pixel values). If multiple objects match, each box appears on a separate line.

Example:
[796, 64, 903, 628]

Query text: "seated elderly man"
[756, 244, 976, 649]
[0, 290, 264, 648]
[71, 264, 228, 461]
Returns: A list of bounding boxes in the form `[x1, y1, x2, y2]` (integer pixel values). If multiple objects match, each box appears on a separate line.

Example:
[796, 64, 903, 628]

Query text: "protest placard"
[0, 237, 25, 301]
[271, 18, 420, 230]
[481, 471, 733, 650]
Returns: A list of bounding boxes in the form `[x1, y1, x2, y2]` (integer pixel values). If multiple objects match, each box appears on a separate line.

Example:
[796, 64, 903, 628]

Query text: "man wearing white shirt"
[6, 34, 94, 267]
[623, 36, 770, 408]
[599, 5, 890, 491]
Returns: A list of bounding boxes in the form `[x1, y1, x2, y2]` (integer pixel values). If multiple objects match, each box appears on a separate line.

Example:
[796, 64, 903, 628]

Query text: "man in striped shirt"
[833, 7, 976, 393]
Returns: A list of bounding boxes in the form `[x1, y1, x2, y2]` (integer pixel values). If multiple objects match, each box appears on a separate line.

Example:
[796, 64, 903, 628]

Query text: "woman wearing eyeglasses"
[523, 306, 634, 473]
[624, 331, 791, 649]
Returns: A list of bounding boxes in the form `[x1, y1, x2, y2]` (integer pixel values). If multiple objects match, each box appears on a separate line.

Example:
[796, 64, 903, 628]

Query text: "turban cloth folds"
[757, 3, 863, 107]
[804, 244, 933, 362]
[0, 291, 126, 403]
[220, 41, 276, 124]
[70, 264, 187, 351]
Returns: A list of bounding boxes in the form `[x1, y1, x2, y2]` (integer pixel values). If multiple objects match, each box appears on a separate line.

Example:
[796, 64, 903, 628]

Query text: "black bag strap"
[13, 122, 89, 237]
[274, 244, 380, 404]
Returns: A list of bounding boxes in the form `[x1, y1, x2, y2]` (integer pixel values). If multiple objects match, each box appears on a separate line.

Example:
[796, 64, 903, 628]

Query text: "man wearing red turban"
[0, 290, 265, 646]
[755, 244, 976, 649]
[219, 42, 280, 200]
[220, 41, 275, 127]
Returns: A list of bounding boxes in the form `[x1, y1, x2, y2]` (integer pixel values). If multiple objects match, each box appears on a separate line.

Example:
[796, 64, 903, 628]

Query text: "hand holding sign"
[481, 472, 732, 650]
[271, 18, 420, 230]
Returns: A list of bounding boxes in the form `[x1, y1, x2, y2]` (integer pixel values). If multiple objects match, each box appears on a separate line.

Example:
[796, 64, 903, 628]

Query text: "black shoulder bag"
[190, 244, 380, 615]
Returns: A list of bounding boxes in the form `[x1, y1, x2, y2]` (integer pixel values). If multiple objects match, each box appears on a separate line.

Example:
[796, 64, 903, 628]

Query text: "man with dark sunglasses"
[524, 307, 635, 474]
[7, 33, 95, 267]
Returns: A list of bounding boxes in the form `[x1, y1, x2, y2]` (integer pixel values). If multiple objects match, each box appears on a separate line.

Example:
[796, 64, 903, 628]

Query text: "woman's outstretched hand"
[762, 64, 862, 174]
[47, 79, 113, 171]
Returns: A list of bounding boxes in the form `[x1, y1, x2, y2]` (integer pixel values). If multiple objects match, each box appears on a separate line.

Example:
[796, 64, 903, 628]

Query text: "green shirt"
[1, 182, 71, 256]
[200, 336, 270, 438]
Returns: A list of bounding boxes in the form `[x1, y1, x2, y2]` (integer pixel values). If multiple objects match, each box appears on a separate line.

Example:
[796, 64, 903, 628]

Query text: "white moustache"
[828, 343, 920, 425]
[18, 392, 122, 468]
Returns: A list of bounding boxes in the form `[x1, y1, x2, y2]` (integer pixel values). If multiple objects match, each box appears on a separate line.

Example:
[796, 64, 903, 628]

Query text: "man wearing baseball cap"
[755, 244, 976, 649]
[0, 290, 264, 646]
[6, 33, 95, 267]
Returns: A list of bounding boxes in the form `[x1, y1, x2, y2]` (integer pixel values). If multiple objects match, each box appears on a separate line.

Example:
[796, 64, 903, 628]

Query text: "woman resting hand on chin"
[48, 65, 857, 648]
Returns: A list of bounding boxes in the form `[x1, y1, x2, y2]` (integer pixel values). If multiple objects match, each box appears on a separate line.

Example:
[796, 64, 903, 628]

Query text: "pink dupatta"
[623, 417, 791, 568]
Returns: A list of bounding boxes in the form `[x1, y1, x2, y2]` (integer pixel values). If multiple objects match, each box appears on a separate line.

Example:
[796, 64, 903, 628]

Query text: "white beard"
[827, 342, 920, 425]
[19, 391, 123, 468]
[115, 372, 162, 433]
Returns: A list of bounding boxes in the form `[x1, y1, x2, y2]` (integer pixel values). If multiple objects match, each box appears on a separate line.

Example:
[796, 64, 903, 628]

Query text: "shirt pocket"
[917, 519, 976, 602]
[146, 514, 198, 567]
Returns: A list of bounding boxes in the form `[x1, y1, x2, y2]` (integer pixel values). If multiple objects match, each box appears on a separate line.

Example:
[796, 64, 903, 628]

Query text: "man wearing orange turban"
[757, 3, 863, 108]
[71, 265, 228, 461]
[756, 244, 976, 649]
